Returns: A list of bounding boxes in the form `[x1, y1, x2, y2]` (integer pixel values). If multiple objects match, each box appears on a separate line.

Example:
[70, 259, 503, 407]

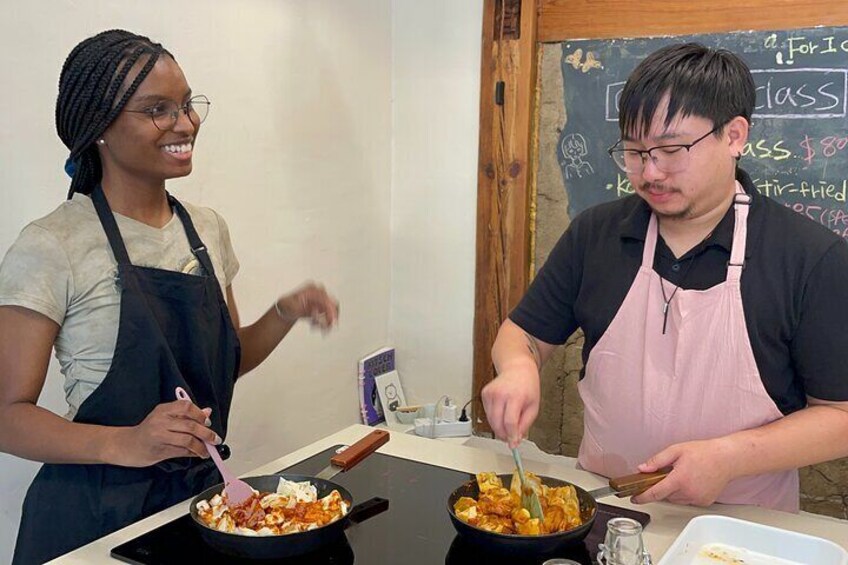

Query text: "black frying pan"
[447, 474, 597, 555]
[189, 475, 389, 559]
[447, 470, 668, 555]
[188, 431, 390, 559]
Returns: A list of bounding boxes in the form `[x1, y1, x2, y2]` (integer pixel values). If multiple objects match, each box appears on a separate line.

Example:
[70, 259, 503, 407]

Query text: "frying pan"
[188, 430, 389, 559]
[446, 470, 667, 555]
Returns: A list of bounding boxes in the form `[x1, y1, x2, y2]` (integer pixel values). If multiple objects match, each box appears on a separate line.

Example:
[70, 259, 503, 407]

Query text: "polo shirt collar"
[619, 168, 757, 257]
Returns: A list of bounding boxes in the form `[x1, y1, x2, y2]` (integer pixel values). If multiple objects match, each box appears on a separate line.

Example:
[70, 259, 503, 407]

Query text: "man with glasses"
[482, 43, 848, 511]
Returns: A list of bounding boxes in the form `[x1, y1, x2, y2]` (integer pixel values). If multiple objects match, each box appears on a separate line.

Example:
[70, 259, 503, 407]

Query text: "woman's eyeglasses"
[124, 95, 211, 131]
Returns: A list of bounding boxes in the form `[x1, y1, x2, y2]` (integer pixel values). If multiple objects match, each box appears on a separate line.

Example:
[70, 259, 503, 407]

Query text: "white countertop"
[49, 424, 848, 563]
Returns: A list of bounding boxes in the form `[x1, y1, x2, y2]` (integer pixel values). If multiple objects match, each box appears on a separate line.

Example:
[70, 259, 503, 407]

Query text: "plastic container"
[657, 515, 848, 565]
[419, 403, 436, 419]
[394, 406, 421, 425]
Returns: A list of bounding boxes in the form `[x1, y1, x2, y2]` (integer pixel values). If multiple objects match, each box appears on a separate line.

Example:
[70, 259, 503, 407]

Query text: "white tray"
[657, 515, 848, 565]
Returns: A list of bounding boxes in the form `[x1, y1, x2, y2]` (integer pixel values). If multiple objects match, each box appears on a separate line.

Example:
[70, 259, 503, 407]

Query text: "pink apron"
[577, 185, 799, 512]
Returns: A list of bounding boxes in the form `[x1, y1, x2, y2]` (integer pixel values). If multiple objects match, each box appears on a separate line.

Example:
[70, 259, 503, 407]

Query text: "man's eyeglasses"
[124, 95, 211, 131]
[607, 123, 723, 174]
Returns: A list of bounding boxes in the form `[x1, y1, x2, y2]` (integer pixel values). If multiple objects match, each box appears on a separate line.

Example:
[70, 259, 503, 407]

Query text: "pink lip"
[642, 186, 676, 204]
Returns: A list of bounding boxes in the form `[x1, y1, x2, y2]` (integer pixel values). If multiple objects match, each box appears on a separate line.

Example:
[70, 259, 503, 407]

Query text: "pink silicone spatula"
[175, 387, 253, 506]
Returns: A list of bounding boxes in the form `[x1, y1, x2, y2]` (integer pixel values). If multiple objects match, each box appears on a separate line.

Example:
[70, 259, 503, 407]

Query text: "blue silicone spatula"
[512, 447, 545, 521]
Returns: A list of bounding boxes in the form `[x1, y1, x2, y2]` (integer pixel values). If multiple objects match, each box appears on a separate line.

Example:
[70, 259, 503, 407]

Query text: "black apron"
[13, 186, 240, 564]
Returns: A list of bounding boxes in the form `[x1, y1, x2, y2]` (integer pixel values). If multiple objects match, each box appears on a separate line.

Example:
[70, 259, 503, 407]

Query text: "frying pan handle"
[609, 467, 672, 498]
[346, 496, 390, 526]
[330, 430, 390, 471]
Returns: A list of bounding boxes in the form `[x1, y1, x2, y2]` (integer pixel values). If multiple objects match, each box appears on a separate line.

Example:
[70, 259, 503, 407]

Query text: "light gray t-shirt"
[0, 193, 239, 419]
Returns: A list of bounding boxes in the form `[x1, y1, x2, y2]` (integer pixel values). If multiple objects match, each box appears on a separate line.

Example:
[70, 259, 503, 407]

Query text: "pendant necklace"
[658, 214, 724, 333]
[658, 253, 698, 335]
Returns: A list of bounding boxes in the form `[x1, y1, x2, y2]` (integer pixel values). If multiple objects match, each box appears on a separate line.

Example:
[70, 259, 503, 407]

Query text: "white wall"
[0, 1, 392, 561]
[389, 1, 482, 411]
[0, 1, 483, 560]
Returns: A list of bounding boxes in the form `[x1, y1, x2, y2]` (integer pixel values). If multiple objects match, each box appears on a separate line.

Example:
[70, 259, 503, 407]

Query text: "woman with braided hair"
[0, 29, 339, 563]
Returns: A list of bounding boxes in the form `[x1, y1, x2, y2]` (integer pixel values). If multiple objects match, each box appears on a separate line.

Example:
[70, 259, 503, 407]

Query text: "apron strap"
[727, 182, 752, 283]
[91, 186, 218, 279]
[642, 182, 751, 281]
[169, 195, 218, 278]
[642, 213, 659, 268]
[91, 185, 132, 266]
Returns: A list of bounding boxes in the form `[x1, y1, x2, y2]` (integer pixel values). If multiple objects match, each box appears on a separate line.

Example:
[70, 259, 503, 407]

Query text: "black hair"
[57, 29, 172, 198]
[618, 43, 755, 140]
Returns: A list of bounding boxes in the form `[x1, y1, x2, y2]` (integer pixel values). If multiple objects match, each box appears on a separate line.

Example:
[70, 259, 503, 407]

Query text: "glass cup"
[598, 517, 648, 565]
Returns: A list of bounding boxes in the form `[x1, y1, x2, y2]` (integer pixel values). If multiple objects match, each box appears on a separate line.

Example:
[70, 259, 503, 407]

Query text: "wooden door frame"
[471, 0, 539, 433]
[472, 0, 848, 433]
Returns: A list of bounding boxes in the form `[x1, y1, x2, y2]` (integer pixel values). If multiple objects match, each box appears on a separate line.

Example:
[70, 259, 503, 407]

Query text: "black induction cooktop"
[112, 444, 649, 564]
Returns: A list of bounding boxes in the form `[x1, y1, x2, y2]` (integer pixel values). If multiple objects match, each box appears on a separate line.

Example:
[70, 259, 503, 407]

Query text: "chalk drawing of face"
[562, 133, 589, 161]
[561, 132, 595, 179]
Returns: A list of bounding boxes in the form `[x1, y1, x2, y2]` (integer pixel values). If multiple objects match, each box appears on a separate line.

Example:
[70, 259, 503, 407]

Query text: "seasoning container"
[597, 517, 652, 564]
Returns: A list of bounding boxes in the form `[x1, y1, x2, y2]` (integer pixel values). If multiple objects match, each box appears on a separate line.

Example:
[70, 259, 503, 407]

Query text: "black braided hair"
[57, 30, 173, 198]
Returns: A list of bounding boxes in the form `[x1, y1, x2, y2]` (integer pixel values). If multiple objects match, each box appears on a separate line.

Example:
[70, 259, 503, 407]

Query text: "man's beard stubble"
[638, 181, 694, 220]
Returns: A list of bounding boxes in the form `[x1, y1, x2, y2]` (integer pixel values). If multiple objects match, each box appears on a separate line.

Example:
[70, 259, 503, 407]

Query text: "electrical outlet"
[413, 418, 472, 438]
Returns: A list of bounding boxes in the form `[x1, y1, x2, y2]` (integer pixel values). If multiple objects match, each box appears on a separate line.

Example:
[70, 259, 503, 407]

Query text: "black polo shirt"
[511, 168, 848, 415]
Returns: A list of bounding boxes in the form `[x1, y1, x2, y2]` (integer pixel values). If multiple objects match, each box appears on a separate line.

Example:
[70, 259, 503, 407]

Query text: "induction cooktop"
[112, 444, 649, 564]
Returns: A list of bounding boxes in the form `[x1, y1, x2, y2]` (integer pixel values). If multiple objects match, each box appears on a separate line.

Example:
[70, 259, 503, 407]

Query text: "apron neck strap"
[642, 213, 659, 268]
[641, 181, 752, 279]
[727, 181, 751, 282]
[91, 185, 132, 266]
[91, 186, 216, 277]
[169, 195, 217, 277]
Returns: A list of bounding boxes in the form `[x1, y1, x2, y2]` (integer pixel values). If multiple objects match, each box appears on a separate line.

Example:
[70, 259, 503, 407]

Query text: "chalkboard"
[556, 27, 848, 239]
